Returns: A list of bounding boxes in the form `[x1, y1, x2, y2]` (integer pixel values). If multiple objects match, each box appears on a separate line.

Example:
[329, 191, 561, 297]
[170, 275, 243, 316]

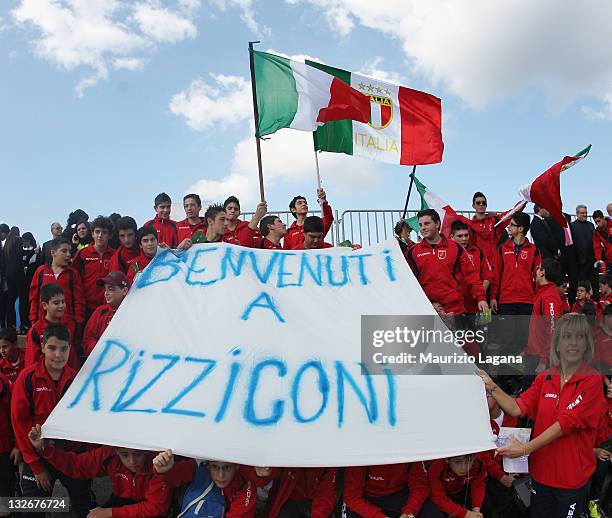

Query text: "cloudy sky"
[2, 0, 611, 242]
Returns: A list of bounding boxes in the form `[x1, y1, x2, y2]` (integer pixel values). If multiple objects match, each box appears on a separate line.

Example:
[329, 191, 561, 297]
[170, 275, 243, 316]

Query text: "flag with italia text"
[309, 61, 444, 165]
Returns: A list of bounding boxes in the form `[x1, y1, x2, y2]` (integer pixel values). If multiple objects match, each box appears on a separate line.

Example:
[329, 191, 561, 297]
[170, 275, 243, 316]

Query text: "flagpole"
[248, 40, 265, 202]
[312, 133, 322, 190]
[401, 165, 417, 220]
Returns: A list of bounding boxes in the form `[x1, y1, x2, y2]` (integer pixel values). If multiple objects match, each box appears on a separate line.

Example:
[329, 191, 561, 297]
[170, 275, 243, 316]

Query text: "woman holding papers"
[477, 313, 606, 518]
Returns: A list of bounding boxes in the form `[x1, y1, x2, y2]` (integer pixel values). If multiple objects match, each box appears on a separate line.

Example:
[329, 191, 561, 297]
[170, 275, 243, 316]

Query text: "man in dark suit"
[530, 205, 562, 260]
[39, 222, 63, 266]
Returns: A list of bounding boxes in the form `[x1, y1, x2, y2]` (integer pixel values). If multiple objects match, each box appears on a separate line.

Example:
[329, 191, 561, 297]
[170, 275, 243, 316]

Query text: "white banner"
[44, 241, 494, 466]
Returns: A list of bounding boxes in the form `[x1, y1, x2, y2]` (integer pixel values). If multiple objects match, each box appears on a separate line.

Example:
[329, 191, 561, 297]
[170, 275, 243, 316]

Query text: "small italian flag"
[406, 176, 459, 236]
[518, 145, 592, 245]
[308, 61, 444, 166]
[253, 51, 371, 137]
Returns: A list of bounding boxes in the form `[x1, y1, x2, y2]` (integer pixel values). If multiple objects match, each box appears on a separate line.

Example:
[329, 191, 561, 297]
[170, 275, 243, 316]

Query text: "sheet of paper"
[497, 427, 532, 473]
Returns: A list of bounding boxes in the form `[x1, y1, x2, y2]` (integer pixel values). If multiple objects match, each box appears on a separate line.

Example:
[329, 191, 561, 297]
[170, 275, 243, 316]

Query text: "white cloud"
[133, 1, 197, 43]
[288, 0, 612, 114]
[209, 0, 270, 36]
[358, 56, 407, 86]
[169, 74, 252, 130]
[11, 0, 197, 96]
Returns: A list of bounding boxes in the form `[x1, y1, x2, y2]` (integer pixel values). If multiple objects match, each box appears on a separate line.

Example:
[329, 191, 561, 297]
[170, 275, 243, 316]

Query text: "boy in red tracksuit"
[144, 192, 178, 248]
[468, 192, 510, 265]
[343, 463, 433, 518]
[11, 323, 93, 517]
[429, 455, 486, 518]
[256, 215, 287, 249]
[252, 467, 336, 518]
[26, 283, 80, 370]
[0, 327, 25, 383]
[592, 210, 612, 274]
[405, 209, 487, 325]
[570, 280, 592, 313]
[72, 216, 115, 318]
[523, 259, 565, 376]
[109, 216, 140, 275]
[284, 189, 334, 250]
[599, 275, 612, 306]
[83, 271, 130, 356]
[593, 304, 612, 372]
[223, 196, 268, 248]
[29, 237, 85, 326]
[176, 193, 207, 248]
[293, 216, 334, 250]
[28, 428, 195, 518]
[0, 372, 19, 499]
[450, 221, 495, 317]
[128, 226, 159, 282]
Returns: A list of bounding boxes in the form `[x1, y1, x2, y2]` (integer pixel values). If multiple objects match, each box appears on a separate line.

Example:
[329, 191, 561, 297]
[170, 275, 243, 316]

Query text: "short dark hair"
[223, 196, 240, 209]
[41, 282, 64, 304]
[50, 237, 71, 251]
[154, 192, 172, 206]
[137, 225, 158, 244]
[512, 212, 530, 234]
[0, 223, 10, 234]
[259, 215, 278, 237]
[303, 216, 324, 234]
[592, 210, 604, 219]
[91, 216, 113, 233]
[204, 204, 225, 224]
[600, 274, 611, 287]
[577, 280, 592, 292]
[417, 209, 440, 225]
[184, 193, 202, 207]
[540, 258, 562, 284]
[0, 328, 17, 343]
[450, 220, 469, 234]
[42, 323, 70, 344]
[289, 195, 307, 218]
[472, 192, 486, 204]
[115, 216, 137, 233]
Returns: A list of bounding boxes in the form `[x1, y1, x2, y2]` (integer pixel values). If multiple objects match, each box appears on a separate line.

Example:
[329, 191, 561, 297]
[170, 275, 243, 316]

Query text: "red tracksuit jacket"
[516, 363, 605, 489]
[469, 214, 508, 263]
[127, 254, 154, 282]
[220, 470, 257, 517]
[29, 265, 85, 325]
[524, 283, 564, 361]
[253, 237, 282, 249]
[293, 241, 333, 250]
[144, 216, 178, 248]
[462, 244, 495, 313]
[109, 245, 141, 275]
[593, 325, 612, 369]
[0, 373, 13, 455]
[593, 220, 612, 265]
[176, 218, 207, 243]
[405, 236, 486, 315]
[261, 467, 336, 518]
[344, 463, 429, 518]
[283, 202, 334, 250]
[72, 244, 115, 310]
[83, 303, 117, 356]
[224, 219, 258, 248]
[25, 316, 80, 370]
[10, 358, 76, 474]
[490, 238, 541, 305]
[41, 444, 194, 518]
[0, 348, 25, 384]
[428, 457, 486, 517]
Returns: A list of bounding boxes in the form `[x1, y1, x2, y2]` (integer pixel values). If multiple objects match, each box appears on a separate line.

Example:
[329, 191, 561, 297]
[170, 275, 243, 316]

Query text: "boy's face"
[208, 461, 237, 488]
[447, 455, 474, 476]
[508, 220, 522, 238]
[303, 231, 323, 249]
[92, 227, 109, 248]
[43, 294, 66, 320]
[270, 218, 287, 237]
[116, 448, 147, 473]
[225, 202, 240, 222]
[104, 283, 128, 308]
[292, 198, 308, 217]
[209, 212, 227, 236]
[0, 339, 18, 361]
[576, 287, 588, 300]
[51, 244, 71, 267]
[184, 198, 201, 219]
[140, 234, 158, 257]
[594, 216, 607, 230]
[418, 216, 439, 241]
[76, 223, 88, 238]
[155, 202, 171, 220]
[451, 228, 470, 248]
[118, 229, 136, 249]
[600, 282, 611, 296]
[472, 196, 487, 215]
[42, 337, 69, 373]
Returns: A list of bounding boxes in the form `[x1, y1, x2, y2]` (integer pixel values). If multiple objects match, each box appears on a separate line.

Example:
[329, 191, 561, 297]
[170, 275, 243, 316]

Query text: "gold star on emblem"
[358, 82, 366, 90]
[367, 84, 374, 92]
[376, 86, 383, 93]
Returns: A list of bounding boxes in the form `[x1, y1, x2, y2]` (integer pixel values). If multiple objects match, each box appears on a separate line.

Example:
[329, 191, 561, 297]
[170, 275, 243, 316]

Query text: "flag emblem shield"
[368, 94, 393, 130]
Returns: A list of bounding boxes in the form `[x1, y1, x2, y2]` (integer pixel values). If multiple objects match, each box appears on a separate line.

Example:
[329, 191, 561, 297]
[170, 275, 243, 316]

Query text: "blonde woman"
[477, 313, 605, 518]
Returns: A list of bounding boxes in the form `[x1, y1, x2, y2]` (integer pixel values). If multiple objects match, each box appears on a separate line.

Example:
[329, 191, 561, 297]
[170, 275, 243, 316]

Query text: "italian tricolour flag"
[309, 61, 444, 165]
[406, 176, 458, 236]
[253, 51, 371, 137]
